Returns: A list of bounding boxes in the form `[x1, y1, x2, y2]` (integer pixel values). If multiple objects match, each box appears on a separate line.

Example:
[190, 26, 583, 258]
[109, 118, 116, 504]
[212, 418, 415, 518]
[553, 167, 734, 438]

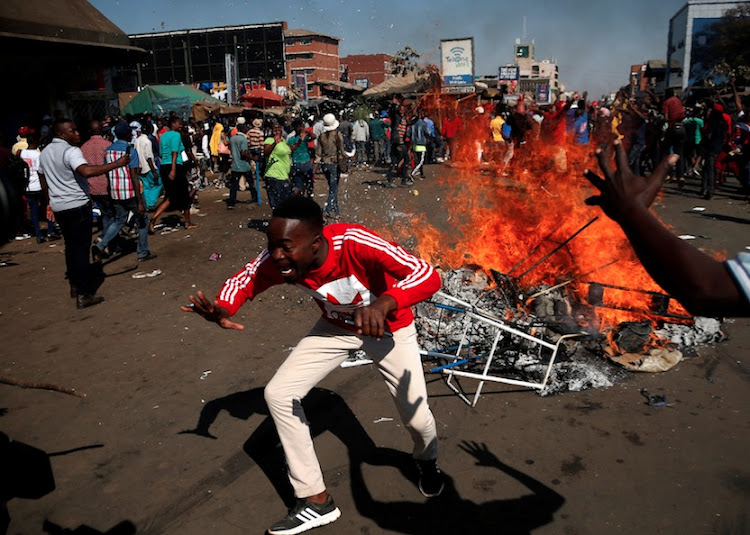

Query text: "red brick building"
[340, 53, 394, 89]
[275, 28, 341, 99]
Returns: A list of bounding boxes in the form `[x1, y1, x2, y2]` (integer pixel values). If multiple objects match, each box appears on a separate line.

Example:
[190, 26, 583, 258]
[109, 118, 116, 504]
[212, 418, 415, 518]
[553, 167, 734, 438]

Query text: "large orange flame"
[386, 94, 695, 331]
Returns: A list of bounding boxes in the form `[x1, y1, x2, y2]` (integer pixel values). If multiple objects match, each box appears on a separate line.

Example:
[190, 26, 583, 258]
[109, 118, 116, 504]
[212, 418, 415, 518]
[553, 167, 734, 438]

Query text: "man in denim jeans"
[315, 114, 343, 221]
[92, 122, 156, 264]
[227, 122, 256, 208]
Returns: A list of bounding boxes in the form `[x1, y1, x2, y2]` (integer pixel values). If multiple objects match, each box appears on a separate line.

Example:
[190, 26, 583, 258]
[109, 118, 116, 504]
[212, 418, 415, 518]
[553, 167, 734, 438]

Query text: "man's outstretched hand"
[181, 290, 245, 330]
[584, 139, 679, 223]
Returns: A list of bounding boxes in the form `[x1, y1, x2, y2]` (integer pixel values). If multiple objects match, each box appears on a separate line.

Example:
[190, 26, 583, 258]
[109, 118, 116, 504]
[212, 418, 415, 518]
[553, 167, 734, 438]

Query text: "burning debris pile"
[414, 266, 725, 398]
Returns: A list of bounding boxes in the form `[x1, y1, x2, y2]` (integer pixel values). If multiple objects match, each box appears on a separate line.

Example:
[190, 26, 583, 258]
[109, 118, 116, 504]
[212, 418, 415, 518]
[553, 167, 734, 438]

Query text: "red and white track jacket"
[216, 223, 441, 333]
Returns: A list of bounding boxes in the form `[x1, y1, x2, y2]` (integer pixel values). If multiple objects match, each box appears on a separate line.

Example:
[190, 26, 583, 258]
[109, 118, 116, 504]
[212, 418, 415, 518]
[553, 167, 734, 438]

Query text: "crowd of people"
[2, 79, 750, 534]
[472, 81, 749, 200]
[1, 80, 748, 307]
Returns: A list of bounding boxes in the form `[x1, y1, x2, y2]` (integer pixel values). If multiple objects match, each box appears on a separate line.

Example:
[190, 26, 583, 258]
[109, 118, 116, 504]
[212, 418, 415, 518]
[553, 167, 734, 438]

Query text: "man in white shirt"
[134, 123, 161, 210]
[39, 119, 129, 309]
[21, 133, 57, 243]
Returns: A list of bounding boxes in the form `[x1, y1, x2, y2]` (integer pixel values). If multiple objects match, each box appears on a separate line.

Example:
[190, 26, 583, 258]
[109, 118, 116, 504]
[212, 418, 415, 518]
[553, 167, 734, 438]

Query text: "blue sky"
[91, 0, 687, 98]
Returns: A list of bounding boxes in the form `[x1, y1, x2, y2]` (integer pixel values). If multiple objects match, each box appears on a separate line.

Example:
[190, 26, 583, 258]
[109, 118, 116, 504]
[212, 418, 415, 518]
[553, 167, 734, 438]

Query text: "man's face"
[60, 122, 81, 145]
[267, 218, 323, 283]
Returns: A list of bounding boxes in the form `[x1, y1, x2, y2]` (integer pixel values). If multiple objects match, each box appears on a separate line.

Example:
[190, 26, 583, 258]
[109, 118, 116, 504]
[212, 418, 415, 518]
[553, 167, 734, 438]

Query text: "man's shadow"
[351, 440, 565, 535]
[182, 386, 564, 533]
[180, 386, 418, 509]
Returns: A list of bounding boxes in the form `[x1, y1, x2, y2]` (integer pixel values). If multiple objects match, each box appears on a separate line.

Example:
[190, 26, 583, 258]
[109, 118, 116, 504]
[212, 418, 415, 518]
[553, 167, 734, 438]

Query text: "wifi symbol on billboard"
[450, 46, 465, 61]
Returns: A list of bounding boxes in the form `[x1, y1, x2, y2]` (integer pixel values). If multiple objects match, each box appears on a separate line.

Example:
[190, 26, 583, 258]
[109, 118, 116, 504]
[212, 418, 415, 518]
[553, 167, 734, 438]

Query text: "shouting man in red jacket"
[183, 196, 443, 535]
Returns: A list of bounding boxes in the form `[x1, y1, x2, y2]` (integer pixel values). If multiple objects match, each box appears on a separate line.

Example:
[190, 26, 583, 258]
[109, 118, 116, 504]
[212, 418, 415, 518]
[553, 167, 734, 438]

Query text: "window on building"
[532, 65, 540, 75]
[299, 38, 312, 45]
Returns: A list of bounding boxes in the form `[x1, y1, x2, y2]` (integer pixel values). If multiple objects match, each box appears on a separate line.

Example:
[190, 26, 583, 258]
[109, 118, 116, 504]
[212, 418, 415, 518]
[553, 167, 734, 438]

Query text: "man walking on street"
[92, 122, 156, 263]
[228, 121, 256, 208]
[39, 119, 130, 308]
[81, 120, 112, 232]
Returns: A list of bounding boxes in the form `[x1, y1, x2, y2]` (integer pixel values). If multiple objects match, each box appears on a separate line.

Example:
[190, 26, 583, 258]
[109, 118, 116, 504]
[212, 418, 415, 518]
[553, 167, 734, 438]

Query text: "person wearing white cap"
[315, 113, 344, 221]
[129, 121, 141, 145]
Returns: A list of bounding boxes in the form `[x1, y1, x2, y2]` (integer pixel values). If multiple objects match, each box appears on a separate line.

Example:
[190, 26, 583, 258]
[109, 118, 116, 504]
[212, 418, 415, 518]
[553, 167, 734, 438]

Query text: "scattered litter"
[49, 244, 57, 247]
[640, 389, 671, 407]
[200, 370, 212, 380]
[692, 207, 706, 212]
[698, 235, 710, 239]
[609, 347, 682, 372]
[198, 213, 208, 217]
[209, 252, 222, 261]
[678, 235, 696, 240]
[340, 350, 373, 368]
[248, 219, 270, 230]
[132, 269, 162, 279]
[412, 189, 419, 196]
[373, 417, 394, 424]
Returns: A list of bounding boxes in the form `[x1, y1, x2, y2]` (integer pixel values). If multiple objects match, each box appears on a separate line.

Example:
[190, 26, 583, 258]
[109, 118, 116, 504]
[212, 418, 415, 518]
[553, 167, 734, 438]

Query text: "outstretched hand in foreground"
[581, 140, 747, 318]
[583, 138, 679, 223]
[181, 290, 245, 330]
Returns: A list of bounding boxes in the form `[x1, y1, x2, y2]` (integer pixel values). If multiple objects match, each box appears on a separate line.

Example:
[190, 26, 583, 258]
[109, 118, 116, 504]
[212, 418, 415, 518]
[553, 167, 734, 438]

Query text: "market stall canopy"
[312, 80, 365, 92]
[242, 106, 285, 117]
[240, 89, 284, 108]
[191, 101, 244, 122]
[121, 85, 231, 117]
[362, 71, 432, 97]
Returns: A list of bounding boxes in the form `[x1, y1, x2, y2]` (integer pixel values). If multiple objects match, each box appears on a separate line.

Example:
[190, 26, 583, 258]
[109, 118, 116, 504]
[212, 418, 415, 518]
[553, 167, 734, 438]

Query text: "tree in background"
[391, 46, 421, 77]
[705, 5, 750, 86]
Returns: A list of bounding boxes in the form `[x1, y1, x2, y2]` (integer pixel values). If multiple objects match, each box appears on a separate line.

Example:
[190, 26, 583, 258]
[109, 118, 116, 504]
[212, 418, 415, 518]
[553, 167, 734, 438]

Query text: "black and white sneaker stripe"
[267, 497, 341, 535]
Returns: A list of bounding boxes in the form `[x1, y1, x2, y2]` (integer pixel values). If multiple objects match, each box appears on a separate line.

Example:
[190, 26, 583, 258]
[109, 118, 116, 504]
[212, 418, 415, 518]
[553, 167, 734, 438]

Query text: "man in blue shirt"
[228, 122, 255, 209]
[288, 119, 314, 198]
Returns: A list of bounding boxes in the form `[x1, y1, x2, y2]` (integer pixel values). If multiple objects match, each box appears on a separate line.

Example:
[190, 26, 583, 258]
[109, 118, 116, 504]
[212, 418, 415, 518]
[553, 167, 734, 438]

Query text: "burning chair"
[419, 289, 583, 406]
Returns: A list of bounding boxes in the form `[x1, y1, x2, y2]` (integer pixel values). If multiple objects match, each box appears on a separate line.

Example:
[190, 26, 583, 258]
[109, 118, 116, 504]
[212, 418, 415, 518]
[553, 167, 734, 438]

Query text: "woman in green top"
[263, 124, 293, 209]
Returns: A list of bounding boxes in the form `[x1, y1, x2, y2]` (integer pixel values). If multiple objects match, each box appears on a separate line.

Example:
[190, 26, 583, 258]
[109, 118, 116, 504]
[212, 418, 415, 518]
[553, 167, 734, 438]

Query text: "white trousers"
[264, 318, 438, 497]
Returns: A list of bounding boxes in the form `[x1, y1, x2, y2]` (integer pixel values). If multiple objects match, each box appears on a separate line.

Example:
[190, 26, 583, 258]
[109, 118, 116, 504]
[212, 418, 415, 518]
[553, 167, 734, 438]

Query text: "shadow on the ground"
[699, 213, 750, 226]
[1, 433, 133, 535]
[42, 520, 136, 535]
[182, 387, 565, 533]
